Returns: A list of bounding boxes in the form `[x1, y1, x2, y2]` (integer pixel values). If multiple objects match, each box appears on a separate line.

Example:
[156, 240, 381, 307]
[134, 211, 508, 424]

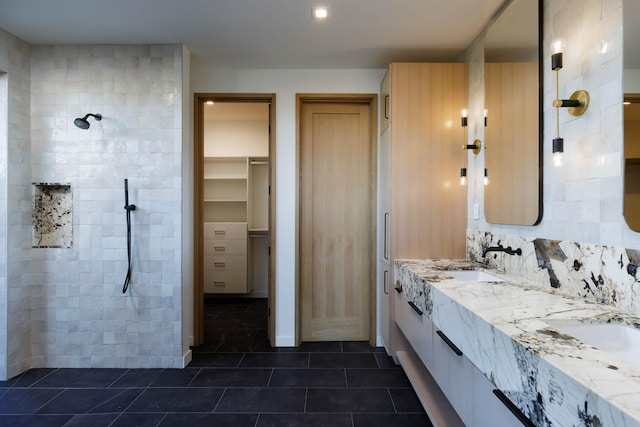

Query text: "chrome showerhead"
[74, 113, 102, 129]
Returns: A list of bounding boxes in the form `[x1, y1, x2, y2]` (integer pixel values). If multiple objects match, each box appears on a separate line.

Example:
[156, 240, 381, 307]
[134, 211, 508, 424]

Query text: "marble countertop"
[395, 259, 640, 427]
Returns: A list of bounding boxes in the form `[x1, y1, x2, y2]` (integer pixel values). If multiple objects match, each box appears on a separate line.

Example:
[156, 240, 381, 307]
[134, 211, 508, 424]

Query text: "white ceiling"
[0, 0, 505, 69]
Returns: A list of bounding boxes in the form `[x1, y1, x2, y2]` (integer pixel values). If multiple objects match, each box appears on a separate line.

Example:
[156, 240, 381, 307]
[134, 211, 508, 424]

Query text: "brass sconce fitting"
[552, 89, 590, 116]
[462, 139, 482, 155]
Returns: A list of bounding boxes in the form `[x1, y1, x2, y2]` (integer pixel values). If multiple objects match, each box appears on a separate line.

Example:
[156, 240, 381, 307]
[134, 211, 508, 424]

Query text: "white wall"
[191, 66, 385, 345]
[467, 0, 640, 251]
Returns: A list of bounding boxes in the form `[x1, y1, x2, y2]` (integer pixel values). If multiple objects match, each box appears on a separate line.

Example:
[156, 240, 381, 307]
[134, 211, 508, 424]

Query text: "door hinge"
[268, 307, 271, 316]
[268, 185, 271, 195]
[268, 246, 271, 256]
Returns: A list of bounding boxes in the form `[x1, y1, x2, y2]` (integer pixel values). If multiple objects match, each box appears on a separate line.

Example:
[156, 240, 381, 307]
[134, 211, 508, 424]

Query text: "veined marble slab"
[396, 259, 640, 427]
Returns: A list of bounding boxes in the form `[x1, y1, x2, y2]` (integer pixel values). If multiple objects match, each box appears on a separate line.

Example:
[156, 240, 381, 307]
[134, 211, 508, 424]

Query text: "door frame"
[193, 93, 277, 346]
[295, 93, 378, 346]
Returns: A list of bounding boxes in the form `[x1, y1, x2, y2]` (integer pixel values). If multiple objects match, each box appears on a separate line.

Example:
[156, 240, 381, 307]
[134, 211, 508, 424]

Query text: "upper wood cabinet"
[386, 63, 468, 261]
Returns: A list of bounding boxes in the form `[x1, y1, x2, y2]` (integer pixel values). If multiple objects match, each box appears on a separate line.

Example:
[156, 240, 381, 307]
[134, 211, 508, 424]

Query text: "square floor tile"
[64, 413, 119, 426]
[109, 369, 164, 388]
[32, 369, 127, 388]
[0, 414, 73, 426]
[160, 413, 258, 427]
[111, 412, 166, 427]
[309, 353, 378, 369]
[389, 388, 426, 413]
[188, 353, 244, 368]
[239, 353, 308, 368]
[375, 352, 398, 368]
[346, 368, 411, 388]
[215, 388, 305, 413]
[89, 388, 144, 413]
[190, 368, 272, 387]
[35, 388, 129, 414]
[353, 413, 433, 427]
[269, 369, 346, 388]
[278, 342, 343, 353]
[257, 413, 353, 427]
[342, 342, 382, 353]
[149, 369, 200, 387]
[306, 388, 395, 413]
[11, 369, 57, 388]
[126, 388, 223, 412]
[0, 389, 64, 414]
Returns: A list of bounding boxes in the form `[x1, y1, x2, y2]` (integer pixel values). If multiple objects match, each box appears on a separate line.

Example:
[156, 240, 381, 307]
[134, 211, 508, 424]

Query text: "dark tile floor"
[0, 298, 432, 426]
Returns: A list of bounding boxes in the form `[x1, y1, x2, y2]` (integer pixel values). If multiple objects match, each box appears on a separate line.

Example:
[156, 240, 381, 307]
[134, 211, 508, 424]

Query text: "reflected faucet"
[482, 244, 522, 257]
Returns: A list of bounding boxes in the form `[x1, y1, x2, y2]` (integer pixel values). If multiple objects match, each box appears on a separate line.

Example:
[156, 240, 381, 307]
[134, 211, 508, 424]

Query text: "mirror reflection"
[624, 0, 640, 231]
[483, 0, 541, 225]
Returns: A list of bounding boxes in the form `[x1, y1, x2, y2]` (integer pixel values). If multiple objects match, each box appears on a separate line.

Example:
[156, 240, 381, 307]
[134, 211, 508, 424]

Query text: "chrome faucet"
[482, 244, 522, 257]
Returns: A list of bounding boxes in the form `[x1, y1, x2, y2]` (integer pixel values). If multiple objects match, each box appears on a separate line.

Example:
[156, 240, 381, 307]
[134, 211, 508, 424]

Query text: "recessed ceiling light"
[206, 101, 214, 105]
[312, 7, 329, 20]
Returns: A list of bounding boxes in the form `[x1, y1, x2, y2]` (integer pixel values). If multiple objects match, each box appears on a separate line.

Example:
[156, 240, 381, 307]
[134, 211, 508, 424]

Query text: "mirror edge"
[533, 0, 544, 225]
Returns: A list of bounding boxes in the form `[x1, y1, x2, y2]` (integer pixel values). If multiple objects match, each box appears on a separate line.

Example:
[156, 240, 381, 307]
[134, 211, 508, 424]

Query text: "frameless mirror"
[624, 0, 640, 232]
[483, 0, 542, 225]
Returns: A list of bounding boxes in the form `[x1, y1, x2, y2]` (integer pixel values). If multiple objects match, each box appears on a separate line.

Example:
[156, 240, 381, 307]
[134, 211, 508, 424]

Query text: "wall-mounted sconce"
[551, 39, 590, 167]
[483, 168, 490, 186]
[460, 109, 481, 155]
[459, 167, 467, 186]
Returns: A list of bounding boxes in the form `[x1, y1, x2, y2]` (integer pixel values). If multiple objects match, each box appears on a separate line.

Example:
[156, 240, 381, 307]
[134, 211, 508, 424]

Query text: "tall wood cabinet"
[378, 62, 470, 425]
[378, 62, 468, 352]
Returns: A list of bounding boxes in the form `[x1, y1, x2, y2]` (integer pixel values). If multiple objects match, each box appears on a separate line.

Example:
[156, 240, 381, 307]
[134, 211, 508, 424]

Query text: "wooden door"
[299, 96, 376, 342]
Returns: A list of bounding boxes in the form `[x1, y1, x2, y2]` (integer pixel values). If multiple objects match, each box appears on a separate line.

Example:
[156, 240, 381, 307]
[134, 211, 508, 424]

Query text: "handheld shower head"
[74, 113, 102, 129]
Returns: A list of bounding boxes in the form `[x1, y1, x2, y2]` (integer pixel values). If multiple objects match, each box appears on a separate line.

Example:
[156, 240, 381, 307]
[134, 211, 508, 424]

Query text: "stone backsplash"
[467, 230, 640, 317]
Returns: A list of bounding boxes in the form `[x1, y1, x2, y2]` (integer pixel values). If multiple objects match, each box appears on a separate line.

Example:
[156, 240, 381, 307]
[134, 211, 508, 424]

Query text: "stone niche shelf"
[32, 183, 72, 248]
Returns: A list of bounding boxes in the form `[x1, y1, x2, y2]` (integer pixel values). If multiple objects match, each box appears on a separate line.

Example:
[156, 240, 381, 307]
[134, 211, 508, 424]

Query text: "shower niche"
[32, 183, 72, 248]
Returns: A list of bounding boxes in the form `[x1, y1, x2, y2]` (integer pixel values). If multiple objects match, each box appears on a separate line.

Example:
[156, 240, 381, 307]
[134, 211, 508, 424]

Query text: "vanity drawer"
[203, 239, 247, 255]
[394, 291, 434, 371]
[203, 269, 249, 294]
[203, 255, 246, 272]
[203, 222, 247, 240]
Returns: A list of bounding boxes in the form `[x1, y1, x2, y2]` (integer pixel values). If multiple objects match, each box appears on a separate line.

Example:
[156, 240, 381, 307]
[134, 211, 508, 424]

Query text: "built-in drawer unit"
[203, 222, 250, 294]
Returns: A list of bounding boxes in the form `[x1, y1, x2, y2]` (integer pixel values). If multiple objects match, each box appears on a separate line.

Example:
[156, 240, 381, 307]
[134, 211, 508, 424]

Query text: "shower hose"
[123, 179, 136, 293]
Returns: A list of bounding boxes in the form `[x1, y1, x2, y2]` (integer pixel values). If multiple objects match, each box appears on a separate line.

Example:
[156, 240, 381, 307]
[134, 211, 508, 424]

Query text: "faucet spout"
[482, 244, 522, 257]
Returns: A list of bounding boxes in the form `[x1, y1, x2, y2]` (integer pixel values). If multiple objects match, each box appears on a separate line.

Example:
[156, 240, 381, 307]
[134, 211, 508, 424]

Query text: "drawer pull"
[408, 301, 423, 316]
[214, 230, 226, 235]
[214, 281, 226, 287]
[214, 262, 226, 268]
[214, 246, 226, 252]
[492, 389, 536, 427]
[436, 330, 463, 356]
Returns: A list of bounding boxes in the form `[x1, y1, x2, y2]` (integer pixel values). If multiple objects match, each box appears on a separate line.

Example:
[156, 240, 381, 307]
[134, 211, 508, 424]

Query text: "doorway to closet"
[193, 94, 276, 348]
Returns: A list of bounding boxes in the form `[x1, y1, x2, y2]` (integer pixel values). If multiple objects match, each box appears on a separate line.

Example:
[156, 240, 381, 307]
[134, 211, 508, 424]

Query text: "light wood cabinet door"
[389, 62, 468, 261]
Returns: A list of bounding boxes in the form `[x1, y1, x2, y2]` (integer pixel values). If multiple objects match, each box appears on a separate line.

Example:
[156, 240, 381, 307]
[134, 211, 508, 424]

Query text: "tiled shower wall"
[0, 30, 185, 378]
[465, 0, 640, 314]
[28, 44, 184, 371]
[0, 30, 32, 380]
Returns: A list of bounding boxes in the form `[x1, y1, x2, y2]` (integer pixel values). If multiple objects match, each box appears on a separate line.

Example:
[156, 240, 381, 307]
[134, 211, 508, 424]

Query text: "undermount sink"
[444, 270, 505, 282]
[546, 321, 640, 370]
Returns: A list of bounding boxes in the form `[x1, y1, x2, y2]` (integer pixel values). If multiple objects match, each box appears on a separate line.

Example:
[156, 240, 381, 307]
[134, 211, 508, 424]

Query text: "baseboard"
[182, 349, 193, 368]
[275, 335, 296, 347]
